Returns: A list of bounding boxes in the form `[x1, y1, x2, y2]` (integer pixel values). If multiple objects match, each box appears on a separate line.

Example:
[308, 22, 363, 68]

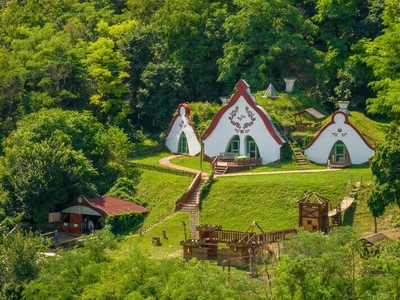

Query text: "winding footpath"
[158, 154, 341, 176]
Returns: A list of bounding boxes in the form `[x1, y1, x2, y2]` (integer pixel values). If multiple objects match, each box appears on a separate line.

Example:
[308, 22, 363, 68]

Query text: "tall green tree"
[0, 108, 136, 224]
[0, 134, 97, 224]
[271, 228, 362, 299]
[367, 122, 400, 231]
[83, 36, 131, 126]
[0, 229, 46, 300]
[218, 0, 320, 92]
[151, 0, 227, 100]
[365, 0, 400, 118]
[135, 62, 187, 131]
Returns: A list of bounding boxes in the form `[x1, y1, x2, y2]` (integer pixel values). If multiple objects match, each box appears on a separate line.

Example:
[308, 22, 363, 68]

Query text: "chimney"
[283, 77, 297, 93]
[337, 101, 350, 115]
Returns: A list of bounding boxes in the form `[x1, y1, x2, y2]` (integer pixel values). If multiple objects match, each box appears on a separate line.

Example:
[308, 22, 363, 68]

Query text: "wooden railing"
[229, 157, 262, 166]
[175, 172, 202, 207]
[211, 156, 218, 171]
[208, 228, 297, 244]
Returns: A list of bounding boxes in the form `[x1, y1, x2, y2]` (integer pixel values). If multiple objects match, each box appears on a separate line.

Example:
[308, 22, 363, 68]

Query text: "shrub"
[102, 212, 145, 234]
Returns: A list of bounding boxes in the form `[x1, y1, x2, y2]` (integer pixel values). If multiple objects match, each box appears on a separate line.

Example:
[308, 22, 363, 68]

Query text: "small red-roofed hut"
[57, 195, 147, 234]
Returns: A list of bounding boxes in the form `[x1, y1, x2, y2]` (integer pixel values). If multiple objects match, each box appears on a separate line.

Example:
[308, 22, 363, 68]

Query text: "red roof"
[87, 196, 148, 216]
[201, 79, 285, 145]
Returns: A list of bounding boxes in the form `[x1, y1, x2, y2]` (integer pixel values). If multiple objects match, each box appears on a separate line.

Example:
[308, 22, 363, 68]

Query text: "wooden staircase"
[180, 177, 208, 238]
[293, 147, 310, 169]
[282, 133, 310, 169]
[214, 165, 228, 175]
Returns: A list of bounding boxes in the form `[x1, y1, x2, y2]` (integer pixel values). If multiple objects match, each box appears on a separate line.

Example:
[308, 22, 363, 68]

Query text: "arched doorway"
[329, 141, 351, 165]
[245, 136, 260, 158]
[178, 132, 189, 154]
[226, 135, 240, 154]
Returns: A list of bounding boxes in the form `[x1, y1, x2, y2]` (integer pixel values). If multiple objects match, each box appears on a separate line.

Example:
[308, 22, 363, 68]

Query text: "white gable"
[304, 111, 374, 164]
[202, 94, 284, 164]
[165, 105, 201, 156]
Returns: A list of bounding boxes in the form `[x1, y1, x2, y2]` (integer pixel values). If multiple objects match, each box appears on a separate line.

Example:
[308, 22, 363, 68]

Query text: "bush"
[280, 143, 293, 162]
[102, 212, 145, 234]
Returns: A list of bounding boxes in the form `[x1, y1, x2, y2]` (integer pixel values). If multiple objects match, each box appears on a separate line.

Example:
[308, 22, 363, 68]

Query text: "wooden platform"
[328, 197, 354, 217]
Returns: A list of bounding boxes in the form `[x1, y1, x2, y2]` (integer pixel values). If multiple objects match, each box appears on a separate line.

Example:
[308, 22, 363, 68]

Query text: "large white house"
[304, 110, 375, 165]
[165, 103, 201, 156]
[201, 79, 285, 164]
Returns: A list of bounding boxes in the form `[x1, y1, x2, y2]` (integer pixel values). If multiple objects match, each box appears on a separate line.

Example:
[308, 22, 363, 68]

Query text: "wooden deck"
[328, 197, 354, 217]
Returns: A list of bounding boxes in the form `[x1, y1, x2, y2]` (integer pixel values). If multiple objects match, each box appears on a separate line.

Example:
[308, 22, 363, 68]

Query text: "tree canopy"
[0, 108, 137, 225]
[0, 0, 392, 135]
[367, 122, 400, 219]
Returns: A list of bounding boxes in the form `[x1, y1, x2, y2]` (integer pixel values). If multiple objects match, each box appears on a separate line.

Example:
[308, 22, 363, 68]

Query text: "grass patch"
[347, 111, 389, 147]
[200, 168, 372, 232]
[254, 90, 329, 127]
[123, 212, 189, 259]
[169, 155, 212, 173]
[245, 161, 326, 172]
[135, 169, 193, 227]
[131, 149, 172, 165]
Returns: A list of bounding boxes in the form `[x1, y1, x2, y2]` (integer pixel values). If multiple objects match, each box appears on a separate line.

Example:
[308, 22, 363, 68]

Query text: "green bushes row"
[102, 212, 145, 234]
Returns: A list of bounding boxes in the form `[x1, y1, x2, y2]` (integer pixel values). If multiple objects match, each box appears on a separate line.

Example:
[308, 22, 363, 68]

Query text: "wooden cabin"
[53, 195, 147, 235]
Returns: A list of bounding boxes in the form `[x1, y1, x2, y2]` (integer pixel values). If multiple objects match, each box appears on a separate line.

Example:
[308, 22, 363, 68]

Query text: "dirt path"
[159, 154, 340, 177]
[159, 155, 209, 177]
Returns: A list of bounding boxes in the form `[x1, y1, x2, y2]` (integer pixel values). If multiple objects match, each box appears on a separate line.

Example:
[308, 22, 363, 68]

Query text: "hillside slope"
[185, 90, 388, 147]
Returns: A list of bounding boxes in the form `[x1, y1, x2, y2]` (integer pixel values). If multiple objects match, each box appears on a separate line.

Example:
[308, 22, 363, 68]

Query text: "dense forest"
[1, 0, 400, 298]
[0, 0, 398, 139]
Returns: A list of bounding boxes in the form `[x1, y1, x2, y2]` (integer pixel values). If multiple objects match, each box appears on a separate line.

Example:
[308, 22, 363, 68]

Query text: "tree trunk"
[374, 217, 378, 233]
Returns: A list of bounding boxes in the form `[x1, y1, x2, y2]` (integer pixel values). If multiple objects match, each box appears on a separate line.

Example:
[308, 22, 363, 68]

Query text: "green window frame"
[179, 132, 188, 154]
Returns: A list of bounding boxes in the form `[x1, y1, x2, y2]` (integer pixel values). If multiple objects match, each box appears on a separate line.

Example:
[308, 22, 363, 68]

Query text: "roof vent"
[263, 83, 279, 99]
[220, 96, 229, 105]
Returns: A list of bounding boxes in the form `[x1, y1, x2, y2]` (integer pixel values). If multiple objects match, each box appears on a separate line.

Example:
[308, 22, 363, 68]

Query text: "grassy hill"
[128, 165, 400, 259]
[126, 90, 393, 258]
[185, 90, 389, 147]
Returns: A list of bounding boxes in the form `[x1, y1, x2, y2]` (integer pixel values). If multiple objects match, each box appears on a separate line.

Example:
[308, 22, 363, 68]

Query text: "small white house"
[165, 103, 201, 156]
[304, 110, 375, 165]
[201, 79, 285, 164]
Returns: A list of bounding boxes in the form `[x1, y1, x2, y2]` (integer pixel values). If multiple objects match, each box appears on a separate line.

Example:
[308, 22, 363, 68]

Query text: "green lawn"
[131, 149, 172, 165]
[123, 212, 189, 259]
[169, 155, 212, 173]
[200, 167, 372, 232]
[135, 169, 194, 228]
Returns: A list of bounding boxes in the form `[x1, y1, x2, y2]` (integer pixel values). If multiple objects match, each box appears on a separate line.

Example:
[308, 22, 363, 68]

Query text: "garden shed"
[55, 195, 147, 234]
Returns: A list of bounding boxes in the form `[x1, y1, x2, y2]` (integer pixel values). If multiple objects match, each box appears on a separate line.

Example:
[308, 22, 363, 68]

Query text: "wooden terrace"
[211, 152, 262, 174]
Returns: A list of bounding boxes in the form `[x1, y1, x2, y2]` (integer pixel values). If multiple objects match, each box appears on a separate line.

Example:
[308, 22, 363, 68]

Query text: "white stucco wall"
[165, 109, 201, 156]
[304, 112, 375, 164]
[203, 96, 283, 164]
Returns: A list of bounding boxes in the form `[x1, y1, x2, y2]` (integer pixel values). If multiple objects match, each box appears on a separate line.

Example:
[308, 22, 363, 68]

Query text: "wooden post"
[183, 222, 187, 242]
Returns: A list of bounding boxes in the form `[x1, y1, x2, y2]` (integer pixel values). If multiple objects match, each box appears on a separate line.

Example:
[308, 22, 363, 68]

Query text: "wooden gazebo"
[293, 108, 325, 131]
[298, 193, 330, 234]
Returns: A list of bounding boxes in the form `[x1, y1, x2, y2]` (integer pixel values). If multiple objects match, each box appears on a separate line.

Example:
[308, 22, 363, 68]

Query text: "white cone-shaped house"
[201, 80, 286, 164]
[165, 103, 201, 156]
[304, 111, 375, 165]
